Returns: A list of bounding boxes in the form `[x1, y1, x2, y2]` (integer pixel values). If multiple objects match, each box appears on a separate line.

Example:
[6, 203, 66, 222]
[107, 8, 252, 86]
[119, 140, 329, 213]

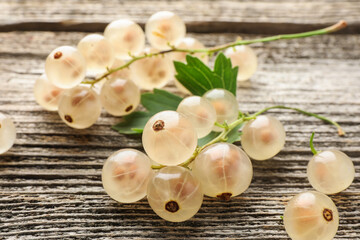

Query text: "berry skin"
[0, 113, 16, 154]
[130, 48, 173, 90]
[203, 89, 238, 132]
[45, 46, 86, 89]
[142, 110, 198, 166]
[58, 86, 102, 129]
[224, 45, 258, 81]
[34, 74, 63, 111]
[77, 34, 115, 74]
[307, 150, 355, 194]
[102, 149, 152, 203]
[176, 96, 217, 138]
[104, 19, 145, 59]
[284, 191, 339, 240]
[147, 166, 203, 222]
[241, 115, 285, 160]
[145, 11, 186, 50]
[100, 78, 140, 116]
[192, 143, 253, 199]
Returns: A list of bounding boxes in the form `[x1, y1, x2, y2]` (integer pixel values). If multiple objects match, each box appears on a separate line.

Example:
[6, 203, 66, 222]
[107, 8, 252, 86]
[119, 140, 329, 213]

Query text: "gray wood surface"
[0, 1, 359, 239]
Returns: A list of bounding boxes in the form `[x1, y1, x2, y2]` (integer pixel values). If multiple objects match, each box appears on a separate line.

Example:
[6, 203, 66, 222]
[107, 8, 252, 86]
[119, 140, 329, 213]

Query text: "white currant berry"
[142, 110, 198, 166]
[0, 113, 16, 154]
[307, 150, 355, 194]
[284, 191, 339, 240]
[224, 45, 257, 81]
[130, 48, 173, 90]
[102, 149, 152, 203]
[104, 19, 145, 59]
[145, 11, 186, 50]
[203, 89, 238, 132]
[241, 115, 285, 160]
[33, 74, 64, 111]
[147, 166, 203, 222]
[58, 86, 102, 129]
[77, 34, 115, 74]
[176, 96, 216, 138]
[45, 46, 86, 89]
[192, 143, 252, 200]
[100, 78, 140, 116]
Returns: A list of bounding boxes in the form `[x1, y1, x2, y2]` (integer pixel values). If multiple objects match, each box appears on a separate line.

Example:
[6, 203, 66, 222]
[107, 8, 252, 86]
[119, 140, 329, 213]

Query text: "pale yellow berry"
[102, 149, 152, 203]
[0, 113, 16, 154]
[34, 74, 63, 111]
[307, 150, 355, 194]
[241, 115, 285, 160]
[224, 45, 257, 81]
[284, 191, 339, 240]
[147, 166, 203, 222]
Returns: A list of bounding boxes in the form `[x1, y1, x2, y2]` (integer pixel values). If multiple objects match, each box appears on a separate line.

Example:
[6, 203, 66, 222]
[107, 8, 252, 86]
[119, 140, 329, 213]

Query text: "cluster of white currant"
[33, 11, 258, 129]
[102, 87, 289, 222]
[283, 133, 355, 240]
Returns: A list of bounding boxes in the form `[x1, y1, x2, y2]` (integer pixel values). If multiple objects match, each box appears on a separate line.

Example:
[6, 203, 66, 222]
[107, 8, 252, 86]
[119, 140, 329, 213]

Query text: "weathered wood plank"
[1, 0, 360, 33]
[0, 30, 359, 239]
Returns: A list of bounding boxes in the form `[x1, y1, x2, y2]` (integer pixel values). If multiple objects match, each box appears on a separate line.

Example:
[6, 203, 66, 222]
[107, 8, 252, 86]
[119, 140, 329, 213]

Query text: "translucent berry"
[284, 191, 339, 240]
[145, 11, 186, 50]
[33, 74, 64, 111]
[176, 96, 216, 138]
[100, 78, 140, 116]
[104, 19, 145, 59]
[241, 115, 285, 160]
[203, 89, 238, 132]
[147, 166, 203, 222]
[77, 34, 115, 74]
[45, 46, 86, 89]
[142, 110, 197, 166]
[192, 143, 252, 199]
[0, 113, 16, 154]
[130, 48, 173, 90]
[224, 45, 257, 81]
[58, 86, 102, 129]
[307, 150, 355, 194]
[102, 149, 152, 203]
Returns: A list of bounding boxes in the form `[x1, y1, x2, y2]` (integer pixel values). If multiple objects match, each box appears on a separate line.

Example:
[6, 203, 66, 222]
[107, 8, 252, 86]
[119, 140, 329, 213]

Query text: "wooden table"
[1, 1, 359, 239]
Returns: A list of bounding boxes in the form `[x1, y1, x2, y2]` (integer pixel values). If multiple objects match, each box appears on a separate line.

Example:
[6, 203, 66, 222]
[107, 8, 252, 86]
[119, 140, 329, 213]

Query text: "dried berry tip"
[153, 120, 165, 131]
[125, 105, 133, 112]
[323, 208, 333, 222]
[217, 192, 232, 201]
[54, 51, 63, 59]
[64, 115, 73, 123]
[165, 201, 179, 213]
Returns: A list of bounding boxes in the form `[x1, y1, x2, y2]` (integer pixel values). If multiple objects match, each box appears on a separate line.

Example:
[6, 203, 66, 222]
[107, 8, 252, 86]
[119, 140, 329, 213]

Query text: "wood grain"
[1, 0, 360, 33]
[0, 29, 359, 239]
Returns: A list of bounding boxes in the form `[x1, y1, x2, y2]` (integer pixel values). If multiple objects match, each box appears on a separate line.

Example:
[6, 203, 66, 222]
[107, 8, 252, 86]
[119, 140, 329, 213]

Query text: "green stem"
[82, 20, 347, 86]
[246, 105, 345, 136]
[309, 132, 318, 155]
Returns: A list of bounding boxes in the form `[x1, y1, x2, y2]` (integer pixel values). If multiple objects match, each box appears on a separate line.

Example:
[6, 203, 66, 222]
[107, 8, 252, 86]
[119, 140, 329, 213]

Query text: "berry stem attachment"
[82, 21, 347, 86]
[309, 132, 318, 155]
[246, 105, 345, 136]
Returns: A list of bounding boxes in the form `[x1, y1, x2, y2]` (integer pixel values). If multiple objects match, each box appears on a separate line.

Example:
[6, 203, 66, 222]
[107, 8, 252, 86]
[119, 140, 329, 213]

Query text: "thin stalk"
[309, 132, 318, 155]
[246, 105, 345, 136]
[83, 20, 347, 86]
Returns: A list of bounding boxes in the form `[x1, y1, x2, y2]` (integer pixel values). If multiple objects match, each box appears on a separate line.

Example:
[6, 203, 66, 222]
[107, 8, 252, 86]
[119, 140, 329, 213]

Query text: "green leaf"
[213, 52, 238, 96]
[112, 89, 183, 134]
[112, 111, 153, 134]
[174, 53, 238, 96]
[197, 131, 220, 147]
[141, 89, 183, 113]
